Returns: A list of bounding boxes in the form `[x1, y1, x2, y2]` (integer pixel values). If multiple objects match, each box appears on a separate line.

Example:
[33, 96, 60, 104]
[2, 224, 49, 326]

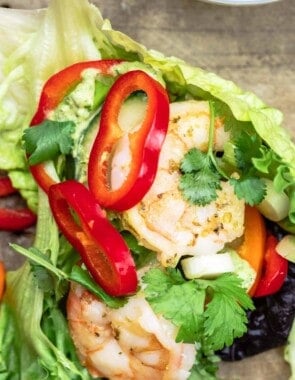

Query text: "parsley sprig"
[143, 267, 254, 351]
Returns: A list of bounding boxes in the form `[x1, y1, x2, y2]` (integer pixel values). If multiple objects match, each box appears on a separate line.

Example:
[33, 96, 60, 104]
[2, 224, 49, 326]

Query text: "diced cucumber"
[228, 249, 256, 292]
[257, 178, 290, 222]
[276, 234, 295, 263]
[181, 252, 235, 280]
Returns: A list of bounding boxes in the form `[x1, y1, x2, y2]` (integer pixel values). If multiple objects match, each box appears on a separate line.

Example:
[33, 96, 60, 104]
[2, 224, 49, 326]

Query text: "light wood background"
[0, 0, 294, 379]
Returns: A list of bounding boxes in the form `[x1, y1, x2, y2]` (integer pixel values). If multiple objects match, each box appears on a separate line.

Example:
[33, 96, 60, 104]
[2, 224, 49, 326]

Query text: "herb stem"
[208, 101, 229, 180]
[208, 101, 215, 156]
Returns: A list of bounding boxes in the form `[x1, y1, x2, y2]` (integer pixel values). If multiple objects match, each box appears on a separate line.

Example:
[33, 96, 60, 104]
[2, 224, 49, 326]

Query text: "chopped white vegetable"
[257, 178, 290, 222]
[181, 252, 235, 279]
[276, 235, 295, 263]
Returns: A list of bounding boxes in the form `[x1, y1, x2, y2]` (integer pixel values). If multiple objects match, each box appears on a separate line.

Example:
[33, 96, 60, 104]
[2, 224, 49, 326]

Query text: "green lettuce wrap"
[0, 1, 294, 379]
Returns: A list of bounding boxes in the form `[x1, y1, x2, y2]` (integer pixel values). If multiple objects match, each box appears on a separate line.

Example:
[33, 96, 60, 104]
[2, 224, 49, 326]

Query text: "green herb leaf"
[234, 131, 262, 171]
[213, 100, 238, 132]
[10, 244, 68, 280]
[69, 265, 127, 309]
[179, 148, 222, 206]
[23, 119, 75, 165]
[252, 145, 276, 174]
[180, 148, 209, 173]
[143, 268, 254, 351]
[230, 175, 266, 206]
[143, 267, 184, 296]
[121, 231, 156, 269]
[273, 164, 294, 193]
[144, 268, 206, 342]
[201, 274, 253, 350]
[188, 342, 220, 380]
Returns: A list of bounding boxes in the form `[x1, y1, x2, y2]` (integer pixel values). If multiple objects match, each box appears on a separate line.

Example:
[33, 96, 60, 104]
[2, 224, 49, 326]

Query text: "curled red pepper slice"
[48, 180, 138, 297]
[0, 176, 16, 197]
[0, 175, 36, 231]
[30, 59, 122, 193]
[254, 235, 288, 298]
[0, 208, 36, 231]
[88, 70, 170, 211]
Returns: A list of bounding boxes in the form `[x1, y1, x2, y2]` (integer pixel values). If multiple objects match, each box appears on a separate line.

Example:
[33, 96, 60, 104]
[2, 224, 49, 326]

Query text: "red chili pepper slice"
[0, 175, 36, 231]
[0, 208, 36, 231]
[48, 180, 138, 297]
[0, 176, 17, 197]
[88, 69, 170, 212]
[254, 235, 288, 297]
[29, 59, 122, 193]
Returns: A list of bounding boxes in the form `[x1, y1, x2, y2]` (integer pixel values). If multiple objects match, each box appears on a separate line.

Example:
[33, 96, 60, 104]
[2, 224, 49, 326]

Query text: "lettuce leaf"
[1, 0, 295, 378]
[0, 191, 93, 380]
[2, 0, 295, 204]
[0, 0, 105, 209]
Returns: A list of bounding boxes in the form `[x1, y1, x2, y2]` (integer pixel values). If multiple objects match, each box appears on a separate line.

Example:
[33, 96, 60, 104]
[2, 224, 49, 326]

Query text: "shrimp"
[67, 100, 245, 378]
[67, 283, 196, 380]
[122, 100, 245, 267]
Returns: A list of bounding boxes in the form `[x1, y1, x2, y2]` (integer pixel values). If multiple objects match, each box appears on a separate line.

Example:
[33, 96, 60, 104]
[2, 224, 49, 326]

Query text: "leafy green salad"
[1, 0, 295, 379]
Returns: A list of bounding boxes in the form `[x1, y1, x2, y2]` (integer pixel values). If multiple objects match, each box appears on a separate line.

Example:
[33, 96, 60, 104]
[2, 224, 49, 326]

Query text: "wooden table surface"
[0, 0, 294, 379]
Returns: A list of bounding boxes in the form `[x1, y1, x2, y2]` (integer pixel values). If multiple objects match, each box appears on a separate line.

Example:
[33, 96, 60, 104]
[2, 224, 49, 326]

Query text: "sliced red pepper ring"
[29, 59, 123, 193]
[0, 176, 17, 197]
[0, 175, 36, 231]
[0, 208, 36, 231]
[254, 235, 288, 298]
[88, 69, 170, 212]
[48, 180, 138, 297]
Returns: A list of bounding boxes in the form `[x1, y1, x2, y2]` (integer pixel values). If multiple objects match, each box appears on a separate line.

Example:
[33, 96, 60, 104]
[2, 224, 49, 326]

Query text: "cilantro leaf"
[234, 131, 262, 171]
[204, 292, 249, 350]
[69, 265, 126, 309]
[201, 274, 253, 350]
[143, 267, 184, 296]
[179, 148, 222, 206]
[143, 268, 254, 351]
[213, 100, 255, 139]
[144, 269, 206, 342]
[179, 170, 221, 206]
[180, 148, 209, 173]
[121, 231, 156, 269]
[189, 342, 220, 380]
[213, 100, 237, 132]
[23, 119, 75, 165]
[230, 175, 266, 205]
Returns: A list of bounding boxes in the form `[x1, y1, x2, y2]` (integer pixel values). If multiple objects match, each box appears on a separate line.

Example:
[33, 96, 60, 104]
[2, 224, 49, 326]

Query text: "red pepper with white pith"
[29, 59, 122, 193]
[88, 69, 170, 211]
